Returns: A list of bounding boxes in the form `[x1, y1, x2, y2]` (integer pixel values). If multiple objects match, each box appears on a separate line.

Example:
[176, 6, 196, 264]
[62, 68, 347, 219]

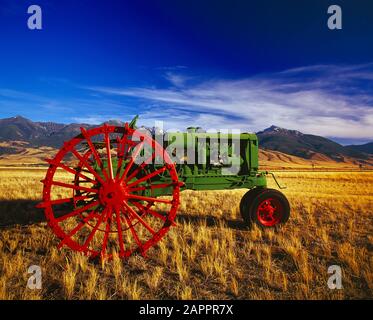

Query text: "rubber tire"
[240, 187, 265, 226]
[240, 188, 290, 228]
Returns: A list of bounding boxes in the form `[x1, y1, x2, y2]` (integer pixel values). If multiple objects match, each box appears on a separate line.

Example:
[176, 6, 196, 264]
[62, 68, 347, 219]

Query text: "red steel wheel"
[37, 124, 180, 259]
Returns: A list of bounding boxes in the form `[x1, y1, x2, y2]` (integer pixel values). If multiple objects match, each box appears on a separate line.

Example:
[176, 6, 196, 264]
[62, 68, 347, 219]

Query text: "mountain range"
[256, 125, 372, 161]
[345, 142, 373, 155]
[0, 116, 372, 166]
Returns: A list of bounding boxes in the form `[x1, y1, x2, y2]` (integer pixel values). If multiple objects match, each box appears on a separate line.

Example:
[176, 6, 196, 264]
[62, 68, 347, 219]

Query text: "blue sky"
[0, 0, 372, 144]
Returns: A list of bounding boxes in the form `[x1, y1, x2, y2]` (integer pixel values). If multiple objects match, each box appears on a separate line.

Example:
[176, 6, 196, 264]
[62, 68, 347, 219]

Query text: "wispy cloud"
[87, 64, 373, 141]
[163, 72, 191, 87]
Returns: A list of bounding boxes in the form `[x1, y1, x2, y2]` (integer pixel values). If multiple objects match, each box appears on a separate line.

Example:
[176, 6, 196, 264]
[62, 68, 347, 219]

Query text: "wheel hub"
[262, 201, 275, 217]
[257, 198, 283, 226]
[99, 180, 128, 207]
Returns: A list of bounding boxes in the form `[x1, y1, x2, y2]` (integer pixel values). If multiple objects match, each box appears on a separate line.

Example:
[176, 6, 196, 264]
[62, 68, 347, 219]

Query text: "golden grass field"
[0, 167, 372, 300]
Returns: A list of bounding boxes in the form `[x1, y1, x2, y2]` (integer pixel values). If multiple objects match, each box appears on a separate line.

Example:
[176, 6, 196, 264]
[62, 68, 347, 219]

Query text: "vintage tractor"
[37, 116, 290, 259]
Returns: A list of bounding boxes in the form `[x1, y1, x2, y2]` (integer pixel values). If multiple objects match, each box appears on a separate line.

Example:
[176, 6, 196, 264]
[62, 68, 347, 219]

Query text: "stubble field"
[0, 168, 372, 299]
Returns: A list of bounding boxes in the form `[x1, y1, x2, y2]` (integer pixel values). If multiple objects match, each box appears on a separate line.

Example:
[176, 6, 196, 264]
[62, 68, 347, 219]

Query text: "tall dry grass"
[0, 168, 372, 299]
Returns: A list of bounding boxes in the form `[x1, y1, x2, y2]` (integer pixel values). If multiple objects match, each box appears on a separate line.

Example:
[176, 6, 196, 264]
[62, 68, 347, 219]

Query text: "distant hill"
[257, 125, 370, 162]
[0, 116, 371, 166]
[0, 116, 58, 141]
[0, 141, 57, 166]
[258, 149, 372, 169]
[0, 116, 124, 148]
[346, 142, 373, 155]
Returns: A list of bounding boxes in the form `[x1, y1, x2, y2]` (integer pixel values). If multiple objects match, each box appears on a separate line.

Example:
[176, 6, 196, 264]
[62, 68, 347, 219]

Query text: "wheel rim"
[38, 124, 180, 259]
[256, 197, 283, 227]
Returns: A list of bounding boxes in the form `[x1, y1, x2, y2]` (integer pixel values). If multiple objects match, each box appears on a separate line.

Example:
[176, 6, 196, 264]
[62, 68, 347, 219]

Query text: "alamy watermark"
[27, 265, 42, 290]
[27, 5, 42, 30]
[327, 5, 342, 30]
[327, 265, 342, 290]
[130, 122, 243, 175]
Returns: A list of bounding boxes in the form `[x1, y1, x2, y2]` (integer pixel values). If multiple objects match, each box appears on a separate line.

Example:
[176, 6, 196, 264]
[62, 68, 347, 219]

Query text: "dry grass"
[0, 168, 372, 299]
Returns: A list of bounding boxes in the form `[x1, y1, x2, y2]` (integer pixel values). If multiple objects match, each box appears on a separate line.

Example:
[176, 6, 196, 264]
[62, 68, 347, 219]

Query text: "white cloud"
[87, 64, 373, 140]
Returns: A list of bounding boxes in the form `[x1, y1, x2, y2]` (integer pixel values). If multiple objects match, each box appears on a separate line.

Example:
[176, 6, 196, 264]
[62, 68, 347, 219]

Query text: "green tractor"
[38, 116, 290, 259]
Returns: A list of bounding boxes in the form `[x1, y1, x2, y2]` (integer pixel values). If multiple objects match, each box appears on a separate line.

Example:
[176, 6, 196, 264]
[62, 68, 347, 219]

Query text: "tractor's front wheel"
[240, 188, 290, 228]
[37, 123, 180, 260]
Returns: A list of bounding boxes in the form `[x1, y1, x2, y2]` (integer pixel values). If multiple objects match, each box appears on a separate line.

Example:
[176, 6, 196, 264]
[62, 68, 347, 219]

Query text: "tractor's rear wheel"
[239, 187, 264, 224]
[38, 124, 180, 259]
[240, 188, 290, 228]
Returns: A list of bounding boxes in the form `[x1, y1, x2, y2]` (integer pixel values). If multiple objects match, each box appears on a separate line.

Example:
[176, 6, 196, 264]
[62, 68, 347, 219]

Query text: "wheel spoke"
[130, 201, 167, 222]
[123, 201, 156, 235]
[71, 148, 106, 185]
[118, 142, 144, 183]
[127, 194, 172, 204]
[101, 208, 113, 256]
[115, 134, 129, 179]
[55, 200, 100, 222]
[125, 152, 156, 182]
[50, 180, 98, 193]
[83, 209, 106, 249]
[38, 195, 91, 208]
[122, 207, 143, 252]
[82, 208, 106, 250]
[129, 182, 174, 192]
[57, 210, 98, 248]
[80, 128, 109, 181]
[56, 162, 96, 183]
[114, 206, 125, 255]
[127, 166, 167, 187]
[105, 131, 114, 180]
